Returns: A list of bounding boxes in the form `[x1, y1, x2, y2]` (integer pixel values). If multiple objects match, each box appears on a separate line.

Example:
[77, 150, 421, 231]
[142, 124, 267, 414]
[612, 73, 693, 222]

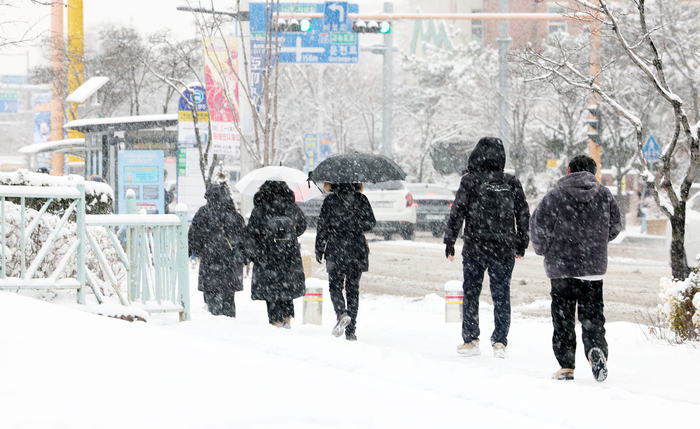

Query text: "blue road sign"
[324, 2, 350, 32]
[250, 2, 358, 64]
[643, 135, 661, 162]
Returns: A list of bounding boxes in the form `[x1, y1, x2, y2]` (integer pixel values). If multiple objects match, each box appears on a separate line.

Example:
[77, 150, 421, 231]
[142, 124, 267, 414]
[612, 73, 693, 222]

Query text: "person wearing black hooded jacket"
[315, 183, 376, 341]
[188, 184, 247, 317]
[444, 137, 530, 358]
[245, 180, 307, 328]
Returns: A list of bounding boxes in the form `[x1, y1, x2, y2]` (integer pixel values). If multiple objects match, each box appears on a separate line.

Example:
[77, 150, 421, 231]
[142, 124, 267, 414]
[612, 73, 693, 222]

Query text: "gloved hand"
[445, 244, 455, 259]
[316, 251, 324, 264]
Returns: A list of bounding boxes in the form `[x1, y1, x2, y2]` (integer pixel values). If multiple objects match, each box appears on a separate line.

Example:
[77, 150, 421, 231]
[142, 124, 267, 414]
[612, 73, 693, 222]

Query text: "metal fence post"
[176, 205, 190, 321]
[76, 182, 86, 305]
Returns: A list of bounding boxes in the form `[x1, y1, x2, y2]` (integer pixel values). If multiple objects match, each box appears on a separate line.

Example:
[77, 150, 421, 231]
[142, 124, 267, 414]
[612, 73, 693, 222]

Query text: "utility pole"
[381, 2, 393, 160]
[50, 0, 64, 175]
[497, 0, 512, 169]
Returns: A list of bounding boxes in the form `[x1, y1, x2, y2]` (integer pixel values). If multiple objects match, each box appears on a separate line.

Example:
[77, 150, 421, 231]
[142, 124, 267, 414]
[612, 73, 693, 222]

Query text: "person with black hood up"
[315, 182, 376, 341]
[245, 180, 307, 329]
[444, 137, 530, 358]
[188, 184, 247, 317]
[530, 155, 621, 382]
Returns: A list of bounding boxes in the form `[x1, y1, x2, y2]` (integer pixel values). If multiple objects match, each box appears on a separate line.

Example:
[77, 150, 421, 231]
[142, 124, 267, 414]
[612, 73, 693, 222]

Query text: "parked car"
[667, 191, 700, 267]
[407, 183, 455, 237]
[363, 180, 416, 240]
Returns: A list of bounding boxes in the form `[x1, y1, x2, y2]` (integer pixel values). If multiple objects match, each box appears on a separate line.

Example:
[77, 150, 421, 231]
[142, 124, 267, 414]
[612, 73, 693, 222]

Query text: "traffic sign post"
[249, 2, 359, 64]
[644, 135, 661, 173]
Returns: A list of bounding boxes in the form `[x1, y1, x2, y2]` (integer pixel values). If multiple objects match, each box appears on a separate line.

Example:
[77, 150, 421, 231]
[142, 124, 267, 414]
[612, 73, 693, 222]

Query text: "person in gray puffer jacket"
[530, 155, 621, 383]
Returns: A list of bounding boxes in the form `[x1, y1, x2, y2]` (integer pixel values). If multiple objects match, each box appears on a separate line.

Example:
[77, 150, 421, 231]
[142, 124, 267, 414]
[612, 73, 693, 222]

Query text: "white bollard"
[445, 280, 464, 323]
[303, 278, 324, 325]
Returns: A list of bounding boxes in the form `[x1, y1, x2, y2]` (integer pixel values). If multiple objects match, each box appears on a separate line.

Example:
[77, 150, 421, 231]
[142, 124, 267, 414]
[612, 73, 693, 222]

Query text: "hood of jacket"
[467, 137, 506, 173]
[254, 180, 294, 207]
[557, 171, 601, 203]
[204, 184, 236, 209]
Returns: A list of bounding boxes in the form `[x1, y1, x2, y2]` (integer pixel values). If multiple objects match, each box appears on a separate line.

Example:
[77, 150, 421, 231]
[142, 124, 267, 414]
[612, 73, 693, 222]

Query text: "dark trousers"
[328, 265, 362, 335]
[462, 256, 515, 346]
[204, 290, 236, 317]
[550, 278, 608, 369]
[266, 299, 295, 324]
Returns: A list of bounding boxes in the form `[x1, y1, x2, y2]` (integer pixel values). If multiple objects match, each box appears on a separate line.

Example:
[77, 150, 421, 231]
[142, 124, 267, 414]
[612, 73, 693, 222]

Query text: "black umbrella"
[309, 152, 407, 184]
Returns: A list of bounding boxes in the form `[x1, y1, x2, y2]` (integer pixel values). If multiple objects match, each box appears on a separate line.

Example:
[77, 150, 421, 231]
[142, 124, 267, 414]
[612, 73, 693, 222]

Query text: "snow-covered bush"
[0, 170, 113, 215]
[657, 270, 700, 342]
[1, 200, 126, 302]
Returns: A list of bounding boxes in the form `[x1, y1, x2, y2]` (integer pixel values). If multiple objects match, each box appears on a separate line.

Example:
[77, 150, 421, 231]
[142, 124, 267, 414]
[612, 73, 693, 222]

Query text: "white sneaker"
[492, 342, 508, 359]
[332, 314, 351, 337]
[457, 339, 481, 356]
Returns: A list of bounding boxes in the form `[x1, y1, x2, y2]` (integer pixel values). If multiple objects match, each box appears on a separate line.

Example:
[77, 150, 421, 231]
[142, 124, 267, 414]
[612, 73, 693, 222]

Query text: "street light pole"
[382, 2, 393, 160]
[497, 0, 512, 169]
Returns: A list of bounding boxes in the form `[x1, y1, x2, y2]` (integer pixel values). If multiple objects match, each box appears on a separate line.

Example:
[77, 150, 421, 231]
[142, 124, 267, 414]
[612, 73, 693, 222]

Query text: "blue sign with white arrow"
[643, 135, 661, 163]
[250, 2, 358, 64]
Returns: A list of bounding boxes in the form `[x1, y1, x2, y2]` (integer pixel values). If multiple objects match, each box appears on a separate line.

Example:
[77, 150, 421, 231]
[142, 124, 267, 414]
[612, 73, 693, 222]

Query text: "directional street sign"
[250, 2, 359, 64]
[643, 135, 661, 163]
[324, 2, 349, 32]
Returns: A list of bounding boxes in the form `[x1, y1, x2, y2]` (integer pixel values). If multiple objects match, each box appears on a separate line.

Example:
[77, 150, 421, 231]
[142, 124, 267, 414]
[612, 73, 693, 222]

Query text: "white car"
[363, 180, 417, 240]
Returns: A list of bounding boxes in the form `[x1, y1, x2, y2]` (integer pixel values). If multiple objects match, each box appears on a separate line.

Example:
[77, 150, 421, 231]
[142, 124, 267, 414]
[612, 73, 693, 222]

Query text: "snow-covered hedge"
[1, 200, 126, 302]
[658, 269, 700, 342]
[0, 170, 113, 215]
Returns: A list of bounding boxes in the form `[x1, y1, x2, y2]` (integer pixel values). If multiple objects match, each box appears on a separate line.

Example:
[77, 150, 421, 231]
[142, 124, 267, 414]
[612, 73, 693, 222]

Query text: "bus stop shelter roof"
[63, 114, 178, 133]
[19, 138, 85, 155]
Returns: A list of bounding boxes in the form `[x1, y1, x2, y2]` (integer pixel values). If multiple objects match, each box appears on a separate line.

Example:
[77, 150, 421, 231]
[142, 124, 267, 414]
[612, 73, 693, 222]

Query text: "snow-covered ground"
[0, 266, 698, 429]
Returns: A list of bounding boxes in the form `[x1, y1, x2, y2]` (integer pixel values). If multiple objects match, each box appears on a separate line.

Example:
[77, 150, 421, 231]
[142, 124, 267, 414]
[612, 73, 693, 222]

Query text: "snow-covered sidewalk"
[0, 268, 697, 428]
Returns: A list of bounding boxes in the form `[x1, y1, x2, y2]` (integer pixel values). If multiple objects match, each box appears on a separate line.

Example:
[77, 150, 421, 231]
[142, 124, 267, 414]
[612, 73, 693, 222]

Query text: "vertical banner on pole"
[177, 85, 212, 221]
[33, 93, 52, 170]
[203, 39, 240, 157]
[319, 132, 332, 164]
[304, 133, 318, 174]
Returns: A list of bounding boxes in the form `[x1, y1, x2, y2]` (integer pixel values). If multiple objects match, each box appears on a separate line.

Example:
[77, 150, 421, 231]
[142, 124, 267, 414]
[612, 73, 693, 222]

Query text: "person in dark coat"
[245, 180, 307, 328]
[444, 137, 530, 358]
[530, 155, 621, 382]
[315, 183, 376, 341]
[188, 184, 246, 317]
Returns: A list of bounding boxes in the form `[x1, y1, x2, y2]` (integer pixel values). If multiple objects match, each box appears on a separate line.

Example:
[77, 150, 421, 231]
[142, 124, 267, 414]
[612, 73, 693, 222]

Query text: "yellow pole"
[67, 0, 84, 142]
[589, 1, 602, 182]
[50, 0, 64, 175]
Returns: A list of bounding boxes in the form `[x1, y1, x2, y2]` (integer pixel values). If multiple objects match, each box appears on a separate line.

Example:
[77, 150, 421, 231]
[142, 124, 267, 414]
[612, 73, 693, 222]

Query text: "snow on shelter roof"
[65, 77, 110, 103]
[18, 138, 85, 155]
[63, 114, 178, 133]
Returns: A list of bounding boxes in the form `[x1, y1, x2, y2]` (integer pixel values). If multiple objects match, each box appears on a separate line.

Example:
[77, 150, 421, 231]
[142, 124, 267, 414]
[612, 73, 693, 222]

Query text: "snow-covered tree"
[519, 0, 700, 280]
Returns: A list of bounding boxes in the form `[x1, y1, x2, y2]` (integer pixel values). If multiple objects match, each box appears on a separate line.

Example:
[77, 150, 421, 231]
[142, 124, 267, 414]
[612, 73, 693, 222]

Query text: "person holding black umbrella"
[315, 182, 376, 341]
[245, 180, 307, 329]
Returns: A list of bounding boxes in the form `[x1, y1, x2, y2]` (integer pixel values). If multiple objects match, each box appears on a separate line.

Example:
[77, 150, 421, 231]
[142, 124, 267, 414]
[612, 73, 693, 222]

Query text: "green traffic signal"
[300, 19, 312, 32]
[379, 21, 391, 34]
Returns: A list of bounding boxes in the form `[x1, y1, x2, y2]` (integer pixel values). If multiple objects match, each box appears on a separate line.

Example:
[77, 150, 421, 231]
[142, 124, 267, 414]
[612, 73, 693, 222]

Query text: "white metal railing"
[0, 182, 190, 321]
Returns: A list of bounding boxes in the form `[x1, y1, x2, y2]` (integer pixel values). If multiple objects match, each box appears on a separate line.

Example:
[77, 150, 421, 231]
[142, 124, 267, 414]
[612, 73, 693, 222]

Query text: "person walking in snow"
[530, 155, 621, 382]
[245, 180, 307, 329]
[444, 137, 530, 358]
[188, 184, 247, 317]
[315, 183, 376, 341]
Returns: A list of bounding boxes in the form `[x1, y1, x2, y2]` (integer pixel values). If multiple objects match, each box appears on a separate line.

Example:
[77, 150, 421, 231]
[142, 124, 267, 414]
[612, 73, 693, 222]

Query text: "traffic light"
[587, 105, 603, 146]
[272, 18, 312, 33]
[352, 20, 391, 34]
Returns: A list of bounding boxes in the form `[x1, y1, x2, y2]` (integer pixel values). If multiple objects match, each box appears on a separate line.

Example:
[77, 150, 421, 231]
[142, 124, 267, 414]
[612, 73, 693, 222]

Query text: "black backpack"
[468, 173, 515, 241]
[265, 216, 295, 242]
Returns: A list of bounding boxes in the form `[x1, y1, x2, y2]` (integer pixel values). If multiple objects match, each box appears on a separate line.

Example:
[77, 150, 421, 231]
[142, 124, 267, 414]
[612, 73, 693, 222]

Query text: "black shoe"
[346, 332, 357, 341]
[588, 347, 608, 382]
[332, 314, 351, 337]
